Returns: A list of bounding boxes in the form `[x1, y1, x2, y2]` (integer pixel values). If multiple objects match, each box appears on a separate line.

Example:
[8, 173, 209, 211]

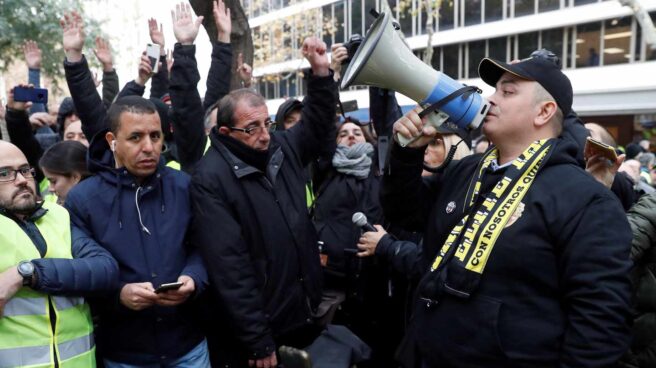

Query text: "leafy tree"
[0, 0, 102, 86]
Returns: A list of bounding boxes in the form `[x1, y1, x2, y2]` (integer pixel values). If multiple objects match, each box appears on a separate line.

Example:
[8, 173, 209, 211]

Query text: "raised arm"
[203, 0, 232, 110]
[23, 40, 46, 114]
[93, 37, 119, 107]
[61, 11, 106, 140]
[5, 86, 44, 183]
[147, 18, 170, 99]
[168, 2, 206, 172]
[282, 37, 337, 167]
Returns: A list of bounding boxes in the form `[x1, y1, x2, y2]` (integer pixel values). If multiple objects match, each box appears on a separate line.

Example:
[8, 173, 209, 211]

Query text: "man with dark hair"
[0, 140, 118, 367]
[65, 95, 209, 367]
[190, 37, 336, 368]
[375, 50, 632, 367]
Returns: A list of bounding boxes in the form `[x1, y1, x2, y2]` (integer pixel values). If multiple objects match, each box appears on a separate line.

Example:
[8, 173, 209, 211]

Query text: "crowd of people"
[1, 2, 656, 368]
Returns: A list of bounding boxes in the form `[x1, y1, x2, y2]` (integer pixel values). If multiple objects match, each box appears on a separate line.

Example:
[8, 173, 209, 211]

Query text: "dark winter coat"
[190, 72, 337, 361]
[64, 132, 208, 365]
[622, 192, 656, 367]
[382, 138, 633, 368]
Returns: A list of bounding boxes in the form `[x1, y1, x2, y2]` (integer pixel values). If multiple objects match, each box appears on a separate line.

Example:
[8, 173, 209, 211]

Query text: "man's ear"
[218, 126, 230, 135]
[534, 100, 558, 129]
[105, 131, 116, 149]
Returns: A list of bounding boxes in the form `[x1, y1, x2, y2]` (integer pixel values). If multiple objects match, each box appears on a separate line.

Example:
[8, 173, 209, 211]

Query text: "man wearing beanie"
[380, 50, 632, 367]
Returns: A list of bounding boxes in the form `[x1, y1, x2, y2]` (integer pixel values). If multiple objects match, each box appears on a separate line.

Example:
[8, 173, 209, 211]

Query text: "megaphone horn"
[341, 10, 489, 147]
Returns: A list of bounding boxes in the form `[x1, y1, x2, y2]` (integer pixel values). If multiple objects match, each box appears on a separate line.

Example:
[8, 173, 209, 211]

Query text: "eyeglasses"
[0, 166, 36, 182]
[228, 121, 277, 136]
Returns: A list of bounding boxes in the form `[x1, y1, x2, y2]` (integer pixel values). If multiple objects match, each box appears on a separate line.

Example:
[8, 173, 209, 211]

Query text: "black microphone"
[352, 212, 377, 232]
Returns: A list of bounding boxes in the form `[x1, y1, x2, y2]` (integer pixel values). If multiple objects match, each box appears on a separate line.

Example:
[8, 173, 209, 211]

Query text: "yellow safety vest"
[0, 202, 95, 368]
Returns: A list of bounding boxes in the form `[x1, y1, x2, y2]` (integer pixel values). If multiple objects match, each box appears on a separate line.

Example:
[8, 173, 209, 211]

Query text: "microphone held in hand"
[352, 212, 377, 233]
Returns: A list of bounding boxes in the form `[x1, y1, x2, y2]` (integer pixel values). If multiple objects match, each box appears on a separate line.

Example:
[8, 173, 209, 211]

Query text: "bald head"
[585, 123, 616, 147]
[0, 141, 38, 218]
[0, 141, 28, 163]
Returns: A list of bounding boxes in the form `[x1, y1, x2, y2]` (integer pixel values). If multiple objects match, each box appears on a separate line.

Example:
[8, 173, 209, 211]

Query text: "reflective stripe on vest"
[2, 296, 47, 317]
[0, 202, 95, 368]
[0, 344, 51, 368]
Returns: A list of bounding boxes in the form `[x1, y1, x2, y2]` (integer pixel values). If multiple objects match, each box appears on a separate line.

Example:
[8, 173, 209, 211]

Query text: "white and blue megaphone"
[340, 10, 489, 147]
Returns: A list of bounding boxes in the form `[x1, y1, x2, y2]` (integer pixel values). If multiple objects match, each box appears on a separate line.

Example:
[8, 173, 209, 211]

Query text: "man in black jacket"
[379, 51, 632, 367]
[190, 36, 336, 368]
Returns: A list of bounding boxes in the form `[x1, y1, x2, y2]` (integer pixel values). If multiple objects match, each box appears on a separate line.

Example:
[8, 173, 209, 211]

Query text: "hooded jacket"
[274, 99, 303, 130]
[190, 72, 337, 362]
[64, 130, 208, 364]
[381, 137, 632, 368]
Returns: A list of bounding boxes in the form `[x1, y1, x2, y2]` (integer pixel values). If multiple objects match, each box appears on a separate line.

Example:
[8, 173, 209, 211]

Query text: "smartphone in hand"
[146, 44, 160, 74]
[14, 87, 48, 104]
[154, 281, 183, 293]
[585, 137, 618, 162]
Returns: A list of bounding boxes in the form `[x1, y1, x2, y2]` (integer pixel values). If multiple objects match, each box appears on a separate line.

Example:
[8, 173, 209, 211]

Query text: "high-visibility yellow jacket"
[0, 202, 95, 368]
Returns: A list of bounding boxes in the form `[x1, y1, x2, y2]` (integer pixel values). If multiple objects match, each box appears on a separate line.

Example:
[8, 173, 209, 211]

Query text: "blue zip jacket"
[65, 129, 208, 364]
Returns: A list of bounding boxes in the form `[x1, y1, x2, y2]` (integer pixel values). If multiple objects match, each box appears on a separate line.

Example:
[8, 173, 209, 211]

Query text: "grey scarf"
[332, 143, 374, 179]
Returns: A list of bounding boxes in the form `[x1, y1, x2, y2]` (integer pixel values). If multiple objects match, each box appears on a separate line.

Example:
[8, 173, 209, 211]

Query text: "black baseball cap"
[478, 49, 573, 117]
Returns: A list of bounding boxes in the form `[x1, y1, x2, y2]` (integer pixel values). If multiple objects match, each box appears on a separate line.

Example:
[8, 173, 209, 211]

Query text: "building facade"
[245, 0, 656, 144]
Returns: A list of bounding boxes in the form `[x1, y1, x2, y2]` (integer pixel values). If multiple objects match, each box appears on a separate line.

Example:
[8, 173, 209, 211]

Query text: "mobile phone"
[585, 137, 618, 162]
[13, 87, 48, 104]
[154, 281, 183, 293]
[146, 43, 160, 74]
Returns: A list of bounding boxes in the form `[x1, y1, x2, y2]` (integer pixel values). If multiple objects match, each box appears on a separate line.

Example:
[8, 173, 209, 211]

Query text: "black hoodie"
[381, 137, 632, 367]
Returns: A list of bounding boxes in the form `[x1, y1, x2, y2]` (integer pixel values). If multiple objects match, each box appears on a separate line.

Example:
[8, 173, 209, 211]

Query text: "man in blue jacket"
[65, 96, 209, 367]
[0, 140, 119, 367]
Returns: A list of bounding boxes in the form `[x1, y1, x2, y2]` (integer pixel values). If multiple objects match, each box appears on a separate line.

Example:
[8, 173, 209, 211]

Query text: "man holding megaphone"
[376, 52, 633, 367]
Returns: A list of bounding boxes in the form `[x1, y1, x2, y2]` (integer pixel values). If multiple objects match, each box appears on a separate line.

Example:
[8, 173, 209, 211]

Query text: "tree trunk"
[189, 0, 254, 90]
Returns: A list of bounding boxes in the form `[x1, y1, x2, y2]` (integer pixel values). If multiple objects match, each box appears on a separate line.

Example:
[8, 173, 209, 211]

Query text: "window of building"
[335, 1, 346, 43]
[439, 0, 455, 31]
[538, 0, 560, 13]
[431, 46, 442, 71]
[279, 78, 288, 98]
[322, 5, 333, 45]
[364, 0, 377, 31]
[468, 40, 486, 78]
[574, 0, 598, 6]
[484, 0, 504, 23]
[647, 12, 656, 61]
[576, 22, 601, 68]
[514, 0, 535, 17]
[541, 28, 564, 58]
[464, 0, 482, 26]
[288, 73, 298, 97]
[442, 44, 460, 78]
[258, 78, 266, 97]
[603, 17, 632, 66]
[267, 80, 276, 99]
[351, 0, 363, 38]
[488, 36, 508, 62]
[518, 31, 538, 59]
[395, 0, 413, 37]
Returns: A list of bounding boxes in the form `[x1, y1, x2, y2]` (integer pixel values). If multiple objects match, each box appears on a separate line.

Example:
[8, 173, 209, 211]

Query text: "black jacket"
[64, 56, 107, 141]
[166, 42, 232, 173]
[382, 138, 633, 368]
[313, 166, 383, 273]
[190, 72, 337, 361]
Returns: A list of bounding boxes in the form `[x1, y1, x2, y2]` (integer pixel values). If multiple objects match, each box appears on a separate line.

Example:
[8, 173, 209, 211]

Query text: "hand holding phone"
[154, 281, 183, 293]
[146, 43, 160, 74]
[585, 137, 618, 162]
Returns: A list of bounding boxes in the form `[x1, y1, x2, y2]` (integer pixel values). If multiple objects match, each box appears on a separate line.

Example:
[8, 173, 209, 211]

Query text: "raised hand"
[93, 37, 114, 72]
[135, 52, 154, 86]
[236, 53, 252, 87]
[302, 37, 330, 77]
[60, 11, 85, 63]
[148, 18, 166, 53]
[23, 40, 42, 69]
[171, 2, 204, 46]
[213, 0, 231, 43]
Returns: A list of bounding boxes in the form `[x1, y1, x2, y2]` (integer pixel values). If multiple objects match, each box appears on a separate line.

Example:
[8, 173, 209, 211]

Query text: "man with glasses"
[190, 36, 336, 368]
[0, 140, 118, 367]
